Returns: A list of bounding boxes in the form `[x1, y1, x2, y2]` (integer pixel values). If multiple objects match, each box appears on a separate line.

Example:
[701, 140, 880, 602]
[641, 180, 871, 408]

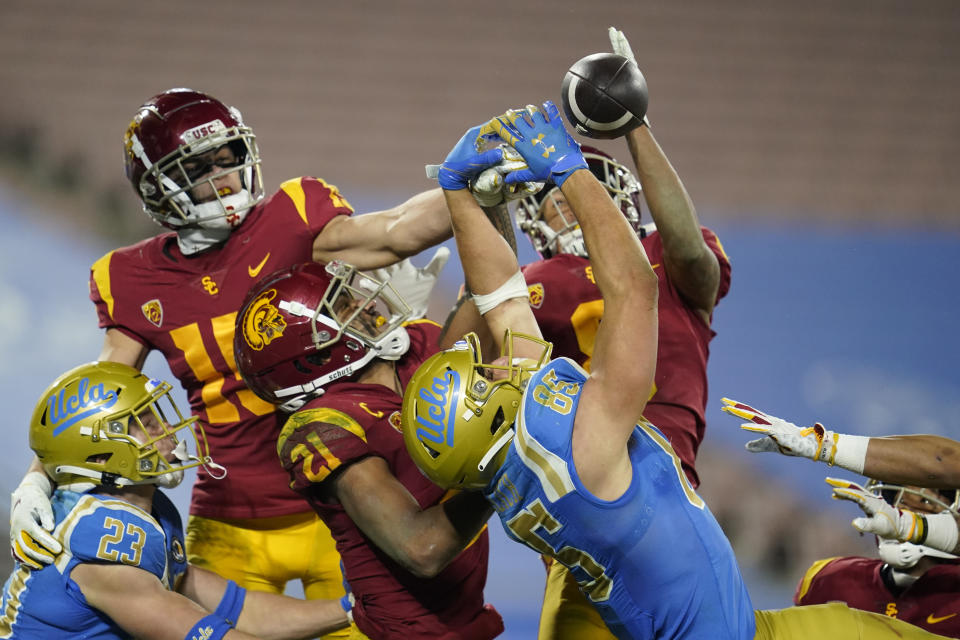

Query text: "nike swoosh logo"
[248, 253, 271, 278]
[927, 613, 957, 624]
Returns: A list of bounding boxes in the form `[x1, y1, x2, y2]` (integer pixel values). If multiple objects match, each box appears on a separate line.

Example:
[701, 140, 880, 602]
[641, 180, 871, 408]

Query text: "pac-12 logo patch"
[141, 299, 163, 328]
[241, 289, 287, 351]
[528, 283, 545, 309]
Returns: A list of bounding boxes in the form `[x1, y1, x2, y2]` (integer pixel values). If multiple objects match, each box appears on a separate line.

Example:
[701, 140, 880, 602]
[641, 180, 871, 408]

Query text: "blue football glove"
[436, 125, 506, 191]
[480, 101, 587, 188]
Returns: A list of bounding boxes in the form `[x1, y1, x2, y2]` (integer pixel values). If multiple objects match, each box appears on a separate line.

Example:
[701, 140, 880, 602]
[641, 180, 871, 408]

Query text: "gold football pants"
[186, 511, 366, 639]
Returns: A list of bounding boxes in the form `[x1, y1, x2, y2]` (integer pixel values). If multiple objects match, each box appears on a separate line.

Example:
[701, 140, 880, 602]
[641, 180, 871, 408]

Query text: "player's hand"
[826, 477, 925, 543]
[364, 247, 450, 320]
[471, 144, 544, 207]
[608, 26, 651, 129]
[480, 101, 587, 188]
[433, 125, 506, 191]
[720, 397, 839, 463]
[608, 26, 637, 64]
[10, 472, 61, 569]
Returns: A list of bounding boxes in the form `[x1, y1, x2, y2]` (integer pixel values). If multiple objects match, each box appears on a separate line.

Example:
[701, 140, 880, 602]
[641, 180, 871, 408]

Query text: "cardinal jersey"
[522, 225, 731, 488]
[277, 322, 501, 640]
[795, 556, 960, 637]
[1, 489, 186, 639]
[89, 177, 353, 519]
[486, 358, 754, 640]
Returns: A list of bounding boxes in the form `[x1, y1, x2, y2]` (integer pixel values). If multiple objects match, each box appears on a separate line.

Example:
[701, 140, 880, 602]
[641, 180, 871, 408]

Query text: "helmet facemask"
[514, 147, 643, 259]
[140, 129, 262, 232]
[867, 480, 959, 568]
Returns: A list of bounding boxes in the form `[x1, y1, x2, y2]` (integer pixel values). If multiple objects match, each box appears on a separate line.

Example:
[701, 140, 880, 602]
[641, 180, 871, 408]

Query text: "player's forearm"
[445, 189, 519, 297]
[625, 127, 719, 310]
[560, 170, 657, 301]
[864, 435, 960, 488]
[25, 455, 46, 476]
[236, 592, 349, 640]
[313, 189, 452, 269]
[625, 127, 703, 261]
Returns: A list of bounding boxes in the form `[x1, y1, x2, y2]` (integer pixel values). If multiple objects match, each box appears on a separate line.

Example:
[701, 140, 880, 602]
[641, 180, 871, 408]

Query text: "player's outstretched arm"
[722, 398, 960, 487]
[73, 560, 350, 640]
[438, 122, 542, 351]
[178, 565, 351, 639]
[312, 188, 453, 270]
[610, 26, 720, 321]
[488, 102, 659, 495]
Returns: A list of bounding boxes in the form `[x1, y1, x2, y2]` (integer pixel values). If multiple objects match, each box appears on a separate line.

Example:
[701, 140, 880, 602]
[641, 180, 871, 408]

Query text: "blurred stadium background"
[1, 1, 958, 636]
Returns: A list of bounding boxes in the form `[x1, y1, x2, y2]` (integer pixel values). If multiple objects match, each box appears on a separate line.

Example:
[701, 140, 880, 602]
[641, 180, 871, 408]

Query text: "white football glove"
[364, 247, 450, 320]
[608, 26, 651, 128]
[470, 145, 544, 207]
[827, 477, 960, 554]
[827, 477, 923, 541]
[608, 26, 637, 64]
[721, 397, 838, 462]
[10, 471, 61, 569]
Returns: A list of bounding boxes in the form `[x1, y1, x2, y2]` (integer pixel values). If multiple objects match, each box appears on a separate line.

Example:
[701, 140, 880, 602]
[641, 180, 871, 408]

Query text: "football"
[560, 52, 648, 139]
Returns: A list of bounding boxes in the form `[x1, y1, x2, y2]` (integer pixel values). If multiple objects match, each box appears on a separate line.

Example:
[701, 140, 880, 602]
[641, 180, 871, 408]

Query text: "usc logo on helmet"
[240, 289, 287, 351]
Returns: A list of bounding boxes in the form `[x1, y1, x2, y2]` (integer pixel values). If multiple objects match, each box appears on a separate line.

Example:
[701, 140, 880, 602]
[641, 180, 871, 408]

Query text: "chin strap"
[478, 428, 515, 474]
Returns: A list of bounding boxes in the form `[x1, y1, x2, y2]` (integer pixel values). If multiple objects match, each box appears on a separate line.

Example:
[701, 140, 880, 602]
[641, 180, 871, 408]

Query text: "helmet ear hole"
[490, 407, 506, 435]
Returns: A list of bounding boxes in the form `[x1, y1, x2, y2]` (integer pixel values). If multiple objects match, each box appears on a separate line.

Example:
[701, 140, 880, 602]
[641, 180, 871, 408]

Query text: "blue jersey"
[1, 488, 187, 639]
[484, 358, 755, 640]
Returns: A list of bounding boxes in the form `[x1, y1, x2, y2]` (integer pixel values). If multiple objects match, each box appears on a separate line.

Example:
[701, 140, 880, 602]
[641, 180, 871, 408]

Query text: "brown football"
[561, 53, 648, 139]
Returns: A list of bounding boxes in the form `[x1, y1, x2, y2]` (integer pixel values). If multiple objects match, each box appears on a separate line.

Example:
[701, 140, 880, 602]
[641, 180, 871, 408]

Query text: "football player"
[442, 26, 731, 639]
[231, 261, 504, 639]
[1, 362, 352, 640]
[795, 482, 960, 637]
[405, 102, 953, 640]
[8, 88, 453, 639]
[721, 398, 960, 556]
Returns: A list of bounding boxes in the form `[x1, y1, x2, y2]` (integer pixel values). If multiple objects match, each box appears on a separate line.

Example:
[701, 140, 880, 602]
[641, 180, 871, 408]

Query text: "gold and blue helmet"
[402, 331, 552, 490]
[29, 362, 215, 489]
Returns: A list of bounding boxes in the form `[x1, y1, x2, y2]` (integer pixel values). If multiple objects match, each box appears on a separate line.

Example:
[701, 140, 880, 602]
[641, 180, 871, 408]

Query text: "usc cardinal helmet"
[123, 88, 263, 232]
[235, 261, 412, 412]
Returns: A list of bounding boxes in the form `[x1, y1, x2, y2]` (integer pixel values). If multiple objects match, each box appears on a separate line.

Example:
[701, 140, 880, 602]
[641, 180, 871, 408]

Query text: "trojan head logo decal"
[122, 112, 143, 164]
[241, 289, 287, 351]
[527, 283, 545, 309]
[142, 299, 163, 328]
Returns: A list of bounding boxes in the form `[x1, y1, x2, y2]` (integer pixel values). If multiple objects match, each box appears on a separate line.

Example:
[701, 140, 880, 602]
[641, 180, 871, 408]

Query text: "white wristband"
[830, 433, 869, 474]
[472, 271, 529, 315]
[922, 511, 960, 554]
